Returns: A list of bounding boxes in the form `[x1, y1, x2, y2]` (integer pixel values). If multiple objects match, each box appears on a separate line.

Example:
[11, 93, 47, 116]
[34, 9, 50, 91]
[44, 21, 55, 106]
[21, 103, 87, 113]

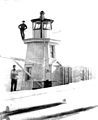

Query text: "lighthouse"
[20, 11, 60, 90]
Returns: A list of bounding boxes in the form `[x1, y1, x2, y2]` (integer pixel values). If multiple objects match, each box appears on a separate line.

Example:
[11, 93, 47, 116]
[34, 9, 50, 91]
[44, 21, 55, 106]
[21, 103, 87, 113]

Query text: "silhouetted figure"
[18, 21, 27, 40]
[10, 65, 18, 92]
[44, 79, 52, 88]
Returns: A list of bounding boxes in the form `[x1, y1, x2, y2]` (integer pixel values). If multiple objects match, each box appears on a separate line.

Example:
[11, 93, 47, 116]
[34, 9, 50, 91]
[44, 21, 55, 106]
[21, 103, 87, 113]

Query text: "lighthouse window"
[50, 45, 55, 58]
[43, 23, 51, 30]
[43, 23, 47, 29]
[25, 67, 32, 80]
[33, 22, 41, 30]
[35, 23, 41, 29]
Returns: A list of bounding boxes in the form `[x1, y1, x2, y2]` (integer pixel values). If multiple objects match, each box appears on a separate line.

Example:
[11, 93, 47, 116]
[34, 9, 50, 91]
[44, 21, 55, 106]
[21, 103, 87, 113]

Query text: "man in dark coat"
[18, 21, 27, 40]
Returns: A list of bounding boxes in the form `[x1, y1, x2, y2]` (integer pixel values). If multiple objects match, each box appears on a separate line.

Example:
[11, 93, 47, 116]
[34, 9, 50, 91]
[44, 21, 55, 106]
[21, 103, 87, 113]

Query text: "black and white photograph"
[0, 0, 98, 119]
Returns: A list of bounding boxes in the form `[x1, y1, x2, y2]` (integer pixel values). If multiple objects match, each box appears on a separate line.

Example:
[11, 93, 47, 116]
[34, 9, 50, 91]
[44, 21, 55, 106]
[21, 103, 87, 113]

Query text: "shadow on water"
[1, 104, 98, 120]
[0, 102, 63, 120]
[24, 105, 98, 120]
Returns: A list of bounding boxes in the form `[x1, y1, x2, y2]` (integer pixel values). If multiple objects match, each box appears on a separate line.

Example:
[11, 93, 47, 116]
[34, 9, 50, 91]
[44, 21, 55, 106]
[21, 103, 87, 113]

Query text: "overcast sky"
[0, 0, 98, 77]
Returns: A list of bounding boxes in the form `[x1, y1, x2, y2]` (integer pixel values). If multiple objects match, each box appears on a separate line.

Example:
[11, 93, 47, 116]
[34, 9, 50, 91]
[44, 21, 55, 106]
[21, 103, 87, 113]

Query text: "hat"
[13, 65, 16, 67]
[22, 20, 25, 23]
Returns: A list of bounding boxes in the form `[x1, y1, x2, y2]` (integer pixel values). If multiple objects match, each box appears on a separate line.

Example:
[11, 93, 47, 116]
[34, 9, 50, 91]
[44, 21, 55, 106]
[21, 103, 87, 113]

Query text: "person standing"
[10, 65, 18, 92]
[18, 21, 27, 40]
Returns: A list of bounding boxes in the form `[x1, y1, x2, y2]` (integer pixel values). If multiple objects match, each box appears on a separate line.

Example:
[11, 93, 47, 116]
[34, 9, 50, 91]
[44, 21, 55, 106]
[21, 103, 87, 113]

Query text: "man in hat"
[10, 65, 18, 92]
[18, 21, 27, 40]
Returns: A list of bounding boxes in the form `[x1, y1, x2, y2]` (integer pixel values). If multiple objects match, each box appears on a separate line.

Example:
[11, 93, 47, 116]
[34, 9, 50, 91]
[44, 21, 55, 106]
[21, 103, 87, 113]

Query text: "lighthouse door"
[25, 67, 32, 81]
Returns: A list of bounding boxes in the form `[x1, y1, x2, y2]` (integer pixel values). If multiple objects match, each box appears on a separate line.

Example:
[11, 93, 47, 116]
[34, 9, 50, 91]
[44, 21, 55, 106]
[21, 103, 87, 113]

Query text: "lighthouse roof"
[31, 11, 54, 23]
[31, 18, 54, 23]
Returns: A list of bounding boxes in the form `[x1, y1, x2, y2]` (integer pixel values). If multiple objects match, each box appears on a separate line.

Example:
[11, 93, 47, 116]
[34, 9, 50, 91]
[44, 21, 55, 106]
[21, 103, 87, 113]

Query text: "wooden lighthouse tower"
[22, 11, 59, 90]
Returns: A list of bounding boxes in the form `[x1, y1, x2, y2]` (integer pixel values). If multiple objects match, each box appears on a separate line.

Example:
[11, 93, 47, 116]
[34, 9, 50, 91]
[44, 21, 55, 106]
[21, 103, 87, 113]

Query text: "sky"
[0, 0, 98, 78]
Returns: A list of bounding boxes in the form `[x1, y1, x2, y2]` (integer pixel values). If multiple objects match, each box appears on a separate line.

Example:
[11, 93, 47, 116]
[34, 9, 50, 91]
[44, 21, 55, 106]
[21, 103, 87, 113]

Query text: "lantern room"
[31, 11, 54, 38]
